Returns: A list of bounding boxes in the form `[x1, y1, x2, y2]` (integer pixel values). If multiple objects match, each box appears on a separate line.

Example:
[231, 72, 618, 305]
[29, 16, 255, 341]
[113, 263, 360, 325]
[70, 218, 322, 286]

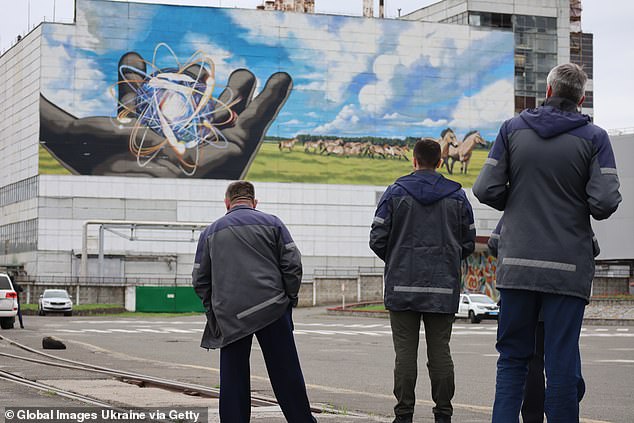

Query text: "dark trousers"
[522, 322, 545, 423]
[390, 311, 455, 419]
[16, 296, 24, 329]
[492, 289, 585, 423]
[219, 308, 315, 423]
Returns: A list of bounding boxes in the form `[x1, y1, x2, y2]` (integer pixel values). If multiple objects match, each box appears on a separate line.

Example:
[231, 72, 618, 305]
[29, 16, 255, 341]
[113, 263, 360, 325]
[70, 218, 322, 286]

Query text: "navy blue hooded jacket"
[370, 170, 476, 313]
[473, 97, 621, 302]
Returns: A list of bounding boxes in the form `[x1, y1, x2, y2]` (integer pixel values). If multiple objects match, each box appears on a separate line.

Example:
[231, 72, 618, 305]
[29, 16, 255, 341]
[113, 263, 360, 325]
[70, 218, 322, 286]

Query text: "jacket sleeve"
[459, 190, 476, 259]
[369, 186, 393, 261]
[487, 217, 503, 258]
[586, 130, 622, 220]
[192, 228, 212, 312]
[473, 120, 510, 210]
[277, 219, 303, 307]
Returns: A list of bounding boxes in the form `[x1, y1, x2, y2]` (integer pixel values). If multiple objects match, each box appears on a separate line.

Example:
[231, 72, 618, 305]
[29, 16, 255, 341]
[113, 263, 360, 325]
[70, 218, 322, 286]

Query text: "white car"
[38, 289, 73, 316]
[0, 273, 18, 329]
[457, 293, 499, 324]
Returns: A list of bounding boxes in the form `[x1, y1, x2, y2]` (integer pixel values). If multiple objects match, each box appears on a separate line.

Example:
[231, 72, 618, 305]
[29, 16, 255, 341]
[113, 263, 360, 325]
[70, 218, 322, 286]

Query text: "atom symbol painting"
[113, 43, 239, 175]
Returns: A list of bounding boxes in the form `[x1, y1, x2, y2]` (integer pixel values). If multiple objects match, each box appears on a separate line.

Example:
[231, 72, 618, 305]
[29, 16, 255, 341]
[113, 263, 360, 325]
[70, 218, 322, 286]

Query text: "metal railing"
[312, 266, 383, 278]
[607, 127, 634, 136]
[15, 276, 192, 287]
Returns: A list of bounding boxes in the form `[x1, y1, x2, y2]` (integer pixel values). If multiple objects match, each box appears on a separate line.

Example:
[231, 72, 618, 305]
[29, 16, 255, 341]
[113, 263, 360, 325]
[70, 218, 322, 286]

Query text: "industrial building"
[257, 0, 315, 13]
[0, 0, 630, 299]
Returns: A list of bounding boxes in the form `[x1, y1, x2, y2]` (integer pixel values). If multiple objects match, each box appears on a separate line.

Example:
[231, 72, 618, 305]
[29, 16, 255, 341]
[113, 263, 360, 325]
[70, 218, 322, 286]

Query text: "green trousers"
[389, 311, 455, 419]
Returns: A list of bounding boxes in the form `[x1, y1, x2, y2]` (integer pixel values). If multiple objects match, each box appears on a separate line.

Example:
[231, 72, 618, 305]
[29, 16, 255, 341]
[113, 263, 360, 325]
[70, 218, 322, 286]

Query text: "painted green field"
[247, 142, 489, 187]
[39, 145, 72, 175]
[38, 141, 489, 187]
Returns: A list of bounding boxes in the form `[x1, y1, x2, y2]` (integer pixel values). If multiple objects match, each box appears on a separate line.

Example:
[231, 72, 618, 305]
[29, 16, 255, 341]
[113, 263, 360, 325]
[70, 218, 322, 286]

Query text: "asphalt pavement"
[1, 308, 633, 422]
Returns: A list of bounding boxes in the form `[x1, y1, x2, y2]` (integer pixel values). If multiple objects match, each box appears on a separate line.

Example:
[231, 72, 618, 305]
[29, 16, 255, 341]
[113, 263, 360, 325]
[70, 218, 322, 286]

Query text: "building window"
[515, 96, 536, 114]
[0, 176, 38, 207]
[583, 90, 594, 108]
[469, 12, 512, 29]
[512, 15, 558, 114]
[441, 12, 468, 25]
[570, 32, 593, 79]
[0, 219, 37, 255]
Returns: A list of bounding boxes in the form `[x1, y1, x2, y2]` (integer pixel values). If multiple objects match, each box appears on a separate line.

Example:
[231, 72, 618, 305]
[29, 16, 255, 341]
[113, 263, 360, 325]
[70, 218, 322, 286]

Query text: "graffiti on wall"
[462, 252, 499, 301]
[39, 0, 514, 182]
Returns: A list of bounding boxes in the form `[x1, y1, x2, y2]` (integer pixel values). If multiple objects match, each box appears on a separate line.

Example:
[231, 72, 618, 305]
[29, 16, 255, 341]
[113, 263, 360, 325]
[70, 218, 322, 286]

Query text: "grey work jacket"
[474, 97, 621, 302]
[193, 205, 302, 349]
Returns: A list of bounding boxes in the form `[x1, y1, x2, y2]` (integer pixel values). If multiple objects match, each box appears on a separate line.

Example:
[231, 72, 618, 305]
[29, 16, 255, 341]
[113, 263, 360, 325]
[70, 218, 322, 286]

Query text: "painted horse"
[446, 130, 487, 174]
[439, 128, 459, 174]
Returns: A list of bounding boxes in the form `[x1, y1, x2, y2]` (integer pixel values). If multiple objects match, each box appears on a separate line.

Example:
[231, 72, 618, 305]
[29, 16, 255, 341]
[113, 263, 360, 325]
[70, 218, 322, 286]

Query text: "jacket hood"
[395, 171, 462, 205]
[519, 97, 590, 139]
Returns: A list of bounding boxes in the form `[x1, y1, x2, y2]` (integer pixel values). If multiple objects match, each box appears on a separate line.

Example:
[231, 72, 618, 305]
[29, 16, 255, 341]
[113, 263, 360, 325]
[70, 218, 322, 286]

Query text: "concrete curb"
[326, 302, 634, 326]
[21, 307, 126, 316]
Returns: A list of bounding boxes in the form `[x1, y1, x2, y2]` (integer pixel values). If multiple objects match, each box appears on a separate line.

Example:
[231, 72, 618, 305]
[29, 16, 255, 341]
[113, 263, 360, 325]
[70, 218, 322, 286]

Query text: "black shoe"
[392, 414, 413, 423]
[434, 414, 451, 423]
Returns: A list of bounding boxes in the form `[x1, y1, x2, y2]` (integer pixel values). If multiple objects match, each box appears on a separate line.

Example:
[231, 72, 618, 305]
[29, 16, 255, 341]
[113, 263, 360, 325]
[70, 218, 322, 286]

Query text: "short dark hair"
[225, 181, 255, 203]
[414, 138, 441, 168]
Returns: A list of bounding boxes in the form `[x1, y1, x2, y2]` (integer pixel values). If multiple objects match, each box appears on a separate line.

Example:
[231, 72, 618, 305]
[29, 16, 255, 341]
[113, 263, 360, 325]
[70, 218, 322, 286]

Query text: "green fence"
[135, 286, 205, 313]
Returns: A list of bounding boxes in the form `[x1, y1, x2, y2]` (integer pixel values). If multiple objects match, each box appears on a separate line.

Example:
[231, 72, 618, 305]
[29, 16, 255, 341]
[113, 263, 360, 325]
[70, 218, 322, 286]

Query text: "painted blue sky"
[41, 0, 514, 140]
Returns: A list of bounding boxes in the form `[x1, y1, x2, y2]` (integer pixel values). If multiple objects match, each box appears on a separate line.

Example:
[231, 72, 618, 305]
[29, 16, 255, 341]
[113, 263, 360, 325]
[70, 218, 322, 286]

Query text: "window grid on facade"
[512, 15, 557, 113]
[0, 176, 38, 207]
[570, 32, 593, 81]
[0, 219, 38, 254]
[440, 12, 468, 25]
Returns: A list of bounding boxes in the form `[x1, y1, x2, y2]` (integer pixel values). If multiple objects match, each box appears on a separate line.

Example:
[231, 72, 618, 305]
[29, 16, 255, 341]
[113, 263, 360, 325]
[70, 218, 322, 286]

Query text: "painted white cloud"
[383, 112, 407, 120]
[49, 4, 154, 53]
[40, 42, 113, 117]
[282, 119, 302, 126]
[306, 112, 318, 118]
[295, 81, 326, 91]
[312, 104, 362, 134]
[40, 2, 157, 117]
[182, 33, 247, 82]
[414, 118, 449, 127]
[449, 79, 514, 129]
[358, 25, 511, 117]
[228, 10, 377, 105]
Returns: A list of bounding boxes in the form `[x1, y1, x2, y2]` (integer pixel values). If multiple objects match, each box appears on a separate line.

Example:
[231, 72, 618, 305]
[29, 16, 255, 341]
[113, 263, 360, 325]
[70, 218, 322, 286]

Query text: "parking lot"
[1, 307, 633, 422]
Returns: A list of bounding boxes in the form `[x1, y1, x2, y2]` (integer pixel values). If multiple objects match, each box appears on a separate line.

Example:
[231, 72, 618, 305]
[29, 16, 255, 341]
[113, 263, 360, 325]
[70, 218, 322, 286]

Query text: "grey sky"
[1, 0, 632, 130]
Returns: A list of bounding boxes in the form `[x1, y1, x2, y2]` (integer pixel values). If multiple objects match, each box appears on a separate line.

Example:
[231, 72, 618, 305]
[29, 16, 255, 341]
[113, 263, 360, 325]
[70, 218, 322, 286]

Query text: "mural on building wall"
[38, 0, 514, 184]
[462, 252, 499, 301]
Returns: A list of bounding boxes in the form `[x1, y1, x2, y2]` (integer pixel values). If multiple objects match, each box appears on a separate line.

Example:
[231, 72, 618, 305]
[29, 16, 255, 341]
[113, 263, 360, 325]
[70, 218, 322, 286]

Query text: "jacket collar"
[226, 204, 255, 215]
[543, 96, 579, 113]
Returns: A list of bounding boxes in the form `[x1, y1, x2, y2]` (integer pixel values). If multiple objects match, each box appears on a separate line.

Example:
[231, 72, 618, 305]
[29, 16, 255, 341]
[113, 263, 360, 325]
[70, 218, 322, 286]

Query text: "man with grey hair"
[474, 63, 621, 422]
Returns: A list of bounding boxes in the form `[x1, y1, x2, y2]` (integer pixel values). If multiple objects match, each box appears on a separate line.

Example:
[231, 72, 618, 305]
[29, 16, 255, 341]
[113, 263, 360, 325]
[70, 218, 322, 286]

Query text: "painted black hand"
[39, 52, 292, 179]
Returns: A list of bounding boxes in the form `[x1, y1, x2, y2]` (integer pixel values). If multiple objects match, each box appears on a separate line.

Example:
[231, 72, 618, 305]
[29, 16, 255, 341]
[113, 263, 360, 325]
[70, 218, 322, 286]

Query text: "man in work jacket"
[193, 181, 316, 423]
[370, 138, 476, 423]
[473, 63, 621, 422]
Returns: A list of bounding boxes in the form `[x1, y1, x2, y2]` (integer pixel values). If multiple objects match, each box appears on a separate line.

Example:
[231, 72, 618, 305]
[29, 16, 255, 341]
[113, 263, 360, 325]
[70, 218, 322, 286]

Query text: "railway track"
[0, 334, 321, 414]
